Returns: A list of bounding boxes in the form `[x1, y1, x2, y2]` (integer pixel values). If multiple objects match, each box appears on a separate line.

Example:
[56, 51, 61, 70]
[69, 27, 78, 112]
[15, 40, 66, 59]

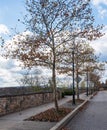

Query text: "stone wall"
[0, 91, 61, 116]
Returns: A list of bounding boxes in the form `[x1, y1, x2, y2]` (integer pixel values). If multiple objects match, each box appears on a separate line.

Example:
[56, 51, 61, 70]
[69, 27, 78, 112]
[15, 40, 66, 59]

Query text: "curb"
[50, 94, 94, 130]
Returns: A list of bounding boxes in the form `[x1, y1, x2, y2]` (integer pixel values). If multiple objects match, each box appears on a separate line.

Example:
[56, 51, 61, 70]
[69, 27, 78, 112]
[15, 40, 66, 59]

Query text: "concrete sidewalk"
[0, 93, 88, 130]
[65, 91, 107, 130]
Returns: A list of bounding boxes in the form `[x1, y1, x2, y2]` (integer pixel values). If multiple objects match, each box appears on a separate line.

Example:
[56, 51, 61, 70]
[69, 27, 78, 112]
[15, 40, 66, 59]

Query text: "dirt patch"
[25, 107, 72, 122]
[61, 127, 69, 130]
[25, 99, 85, 122]
[67, 99, 84, 104]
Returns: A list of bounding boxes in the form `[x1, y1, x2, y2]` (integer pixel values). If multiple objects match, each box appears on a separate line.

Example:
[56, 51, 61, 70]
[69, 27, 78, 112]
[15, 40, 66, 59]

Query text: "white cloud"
[0, 31, 39, 87]
[97, 6, 107, 19]
[0, 56, 22, 87]
[92, 0, 107, 5]
[92, 0, 107, 19]
[0, 24, 9, 34]
[90, 26, 107, 83]
[1, 27, 107, 86]
[90, 26, 107, 59]
[0, 55, 51, 87]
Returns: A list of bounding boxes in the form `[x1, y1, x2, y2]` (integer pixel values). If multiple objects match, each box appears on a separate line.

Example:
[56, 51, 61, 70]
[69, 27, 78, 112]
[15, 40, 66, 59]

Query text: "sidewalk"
[0, 93, 87, 130]
[65, 91, 107, 130]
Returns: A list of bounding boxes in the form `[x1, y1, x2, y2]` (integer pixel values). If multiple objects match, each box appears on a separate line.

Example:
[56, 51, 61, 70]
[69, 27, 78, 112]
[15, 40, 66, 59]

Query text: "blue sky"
[0, 0, 26, 32]
[92, 3, 107, 31]
[0, 0, 107, 87]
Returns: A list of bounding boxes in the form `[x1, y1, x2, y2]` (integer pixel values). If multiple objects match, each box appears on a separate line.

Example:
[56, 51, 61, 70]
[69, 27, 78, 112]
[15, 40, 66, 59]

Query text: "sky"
[0, 0, 107, 87]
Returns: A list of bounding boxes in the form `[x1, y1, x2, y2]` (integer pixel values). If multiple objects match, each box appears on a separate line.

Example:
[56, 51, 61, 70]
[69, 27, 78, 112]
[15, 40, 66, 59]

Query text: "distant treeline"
[0, 86, 53, 97]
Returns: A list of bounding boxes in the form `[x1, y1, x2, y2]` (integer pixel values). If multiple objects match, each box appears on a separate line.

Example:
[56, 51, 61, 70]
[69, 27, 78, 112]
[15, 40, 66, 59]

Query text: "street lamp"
[72, 37, 75, 105]
[86, 67, 89, 96]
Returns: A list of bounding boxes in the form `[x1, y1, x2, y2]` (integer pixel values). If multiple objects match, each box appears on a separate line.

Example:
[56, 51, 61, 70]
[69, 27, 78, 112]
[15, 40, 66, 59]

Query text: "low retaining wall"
[0, 91, 61, 116]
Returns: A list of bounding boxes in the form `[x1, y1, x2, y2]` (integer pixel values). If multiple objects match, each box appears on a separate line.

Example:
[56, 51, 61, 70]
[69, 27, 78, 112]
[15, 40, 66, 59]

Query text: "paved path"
[0, 93, 87, 130]
[0, 96, 71, 130]
[66, 91, 107, 130]
[0, 94, 86, 130]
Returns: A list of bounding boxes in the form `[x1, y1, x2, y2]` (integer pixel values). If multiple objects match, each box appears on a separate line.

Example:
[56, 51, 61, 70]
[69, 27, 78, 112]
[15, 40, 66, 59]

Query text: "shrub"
[64, 90, 73, 95]
[62, 88, 73, 96]
[61, 92, 65, 98]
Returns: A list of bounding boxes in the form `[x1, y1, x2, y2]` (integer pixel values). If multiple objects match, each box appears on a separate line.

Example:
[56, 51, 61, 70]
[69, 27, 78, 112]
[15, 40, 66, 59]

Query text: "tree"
[81, 44, 97, 96]
[82, 48, 105, 95]
[2, 0, 103, 110]
[89, 73, 100, 91]
[89, 62, 105, 91]
[58, 41, 98, 99]
[105, 79, 107, 85]
[16, 68, 42, 87]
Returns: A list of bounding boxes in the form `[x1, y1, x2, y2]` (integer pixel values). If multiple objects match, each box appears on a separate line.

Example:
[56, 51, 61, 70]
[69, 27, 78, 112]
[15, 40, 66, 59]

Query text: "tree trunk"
[52, 46, 59, 112]
[52, 67, 59, 112]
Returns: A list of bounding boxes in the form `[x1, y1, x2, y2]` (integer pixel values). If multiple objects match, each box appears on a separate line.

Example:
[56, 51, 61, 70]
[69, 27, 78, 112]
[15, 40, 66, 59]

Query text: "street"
[65, 91, 107, 130]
